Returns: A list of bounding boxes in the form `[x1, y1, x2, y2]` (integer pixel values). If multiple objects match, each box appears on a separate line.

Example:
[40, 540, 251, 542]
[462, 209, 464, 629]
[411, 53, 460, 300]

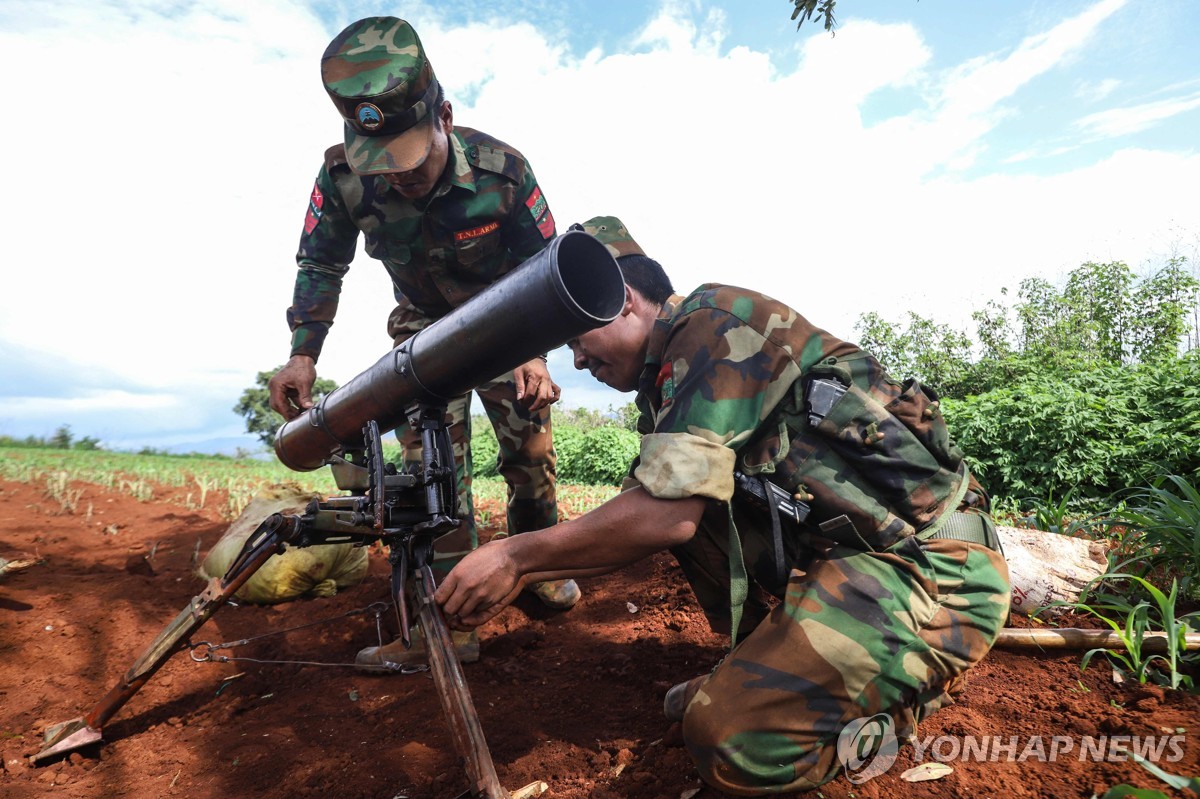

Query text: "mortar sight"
[274, 230, 626, 471]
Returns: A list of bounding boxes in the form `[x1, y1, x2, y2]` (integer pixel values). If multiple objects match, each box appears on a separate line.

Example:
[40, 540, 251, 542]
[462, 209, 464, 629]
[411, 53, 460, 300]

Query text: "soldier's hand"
[513, 357, 560, 412]
[435, 541, 524, 628]
[268, 355, 318, 420]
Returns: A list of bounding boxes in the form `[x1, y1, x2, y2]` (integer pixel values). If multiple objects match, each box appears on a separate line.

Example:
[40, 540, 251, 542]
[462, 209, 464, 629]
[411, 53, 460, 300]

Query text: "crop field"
[1, 446, 1199, 799]
[0, 446, 619, 523]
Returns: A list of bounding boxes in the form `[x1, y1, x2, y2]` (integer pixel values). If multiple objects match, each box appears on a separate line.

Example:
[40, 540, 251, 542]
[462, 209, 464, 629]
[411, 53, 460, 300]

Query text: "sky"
[1, 0, 1199, 454]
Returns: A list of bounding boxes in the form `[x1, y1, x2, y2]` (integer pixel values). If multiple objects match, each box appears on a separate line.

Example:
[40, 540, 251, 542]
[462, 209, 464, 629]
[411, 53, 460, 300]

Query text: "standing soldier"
[435, 217, 1011, 793]
[267, 17, 580, 670]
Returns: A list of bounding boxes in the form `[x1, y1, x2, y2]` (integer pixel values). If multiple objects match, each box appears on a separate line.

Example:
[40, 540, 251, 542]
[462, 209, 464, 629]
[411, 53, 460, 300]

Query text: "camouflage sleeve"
[502, 162, 555, 265]
[634, 434, 736, 501]
[286, 164, 359, 360]
[633, 307, 801, 502]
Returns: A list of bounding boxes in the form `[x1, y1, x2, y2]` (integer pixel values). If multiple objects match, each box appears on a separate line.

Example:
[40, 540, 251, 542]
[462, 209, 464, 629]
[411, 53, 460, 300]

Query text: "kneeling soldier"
[435, 217, 1010, 794]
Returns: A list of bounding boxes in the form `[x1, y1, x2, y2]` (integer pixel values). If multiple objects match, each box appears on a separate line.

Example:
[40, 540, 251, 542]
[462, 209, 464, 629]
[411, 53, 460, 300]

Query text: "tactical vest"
[741, 349, 971, 554]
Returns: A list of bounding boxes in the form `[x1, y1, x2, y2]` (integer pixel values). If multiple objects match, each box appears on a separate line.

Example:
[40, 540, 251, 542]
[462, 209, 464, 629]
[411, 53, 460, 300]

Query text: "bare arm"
[435, 487, 706, 627]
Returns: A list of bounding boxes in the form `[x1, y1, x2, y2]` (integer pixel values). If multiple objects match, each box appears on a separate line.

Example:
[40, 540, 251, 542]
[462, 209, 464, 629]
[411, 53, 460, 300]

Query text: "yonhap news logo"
[836, 715, 1187, 785]
[836, 713, 899, 784]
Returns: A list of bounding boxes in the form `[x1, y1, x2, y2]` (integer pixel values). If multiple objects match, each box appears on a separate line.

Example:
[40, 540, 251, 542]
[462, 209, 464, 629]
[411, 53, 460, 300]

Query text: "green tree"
[554, 405, 609, 428]
[855, 310, 977, 396]
[234, 367, 339, 447]
[50, 424, 73, 449]
[789, 1, 924, 34]
[990, 260, 1197, 372]
[611, 401, 642, 432]
[790, 0, 838, 32]
[859, 259, 1200, 398]
[1128, 257, 1199, 362]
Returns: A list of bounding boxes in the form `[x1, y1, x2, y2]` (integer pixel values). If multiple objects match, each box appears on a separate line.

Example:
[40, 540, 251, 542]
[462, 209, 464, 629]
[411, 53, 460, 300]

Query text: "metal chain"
[186, 600, 429, 674]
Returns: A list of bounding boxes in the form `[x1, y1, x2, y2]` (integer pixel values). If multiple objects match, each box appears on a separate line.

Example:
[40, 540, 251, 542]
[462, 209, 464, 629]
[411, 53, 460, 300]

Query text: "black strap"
[762, 476, 788, 587]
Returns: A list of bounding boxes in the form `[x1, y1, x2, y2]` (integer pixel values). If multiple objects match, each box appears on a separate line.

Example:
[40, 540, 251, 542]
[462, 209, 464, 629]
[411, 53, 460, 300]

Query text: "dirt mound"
[1, 477, 1198, 798]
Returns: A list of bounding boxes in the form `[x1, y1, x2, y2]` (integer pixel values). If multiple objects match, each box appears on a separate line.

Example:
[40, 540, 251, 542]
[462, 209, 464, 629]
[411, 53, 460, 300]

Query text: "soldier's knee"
[682, 701, 838, 793]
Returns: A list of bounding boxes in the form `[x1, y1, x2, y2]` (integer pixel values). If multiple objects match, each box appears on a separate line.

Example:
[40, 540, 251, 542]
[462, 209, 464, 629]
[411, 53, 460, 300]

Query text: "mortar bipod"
[31, 512, 303, 764]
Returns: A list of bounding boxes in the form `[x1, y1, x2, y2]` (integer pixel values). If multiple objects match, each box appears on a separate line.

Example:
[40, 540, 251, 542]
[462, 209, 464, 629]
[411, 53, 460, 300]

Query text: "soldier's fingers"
[435, 574, 464, 616]
[458, 607, 502, 628]
[446, 615, 476, 632]
[526, 386, 552, 411]
[268, 383, 289, 417]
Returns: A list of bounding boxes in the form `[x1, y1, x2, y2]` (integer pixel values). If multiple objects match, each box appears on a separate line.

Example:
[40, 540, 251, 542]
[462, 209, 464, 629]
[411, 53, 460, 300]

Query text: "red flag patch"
[524, 186, 555, 240]
[656, 362, 673, 387]
[656, 362, 675, 406]
[303, 182, 324, 234]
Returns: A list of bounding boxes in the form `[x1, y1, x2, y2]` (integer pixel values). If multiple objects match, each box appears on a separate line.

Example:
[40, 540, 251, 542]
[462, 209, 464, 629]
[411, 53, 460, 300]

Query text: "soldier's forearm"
[504, 489, 705, 578]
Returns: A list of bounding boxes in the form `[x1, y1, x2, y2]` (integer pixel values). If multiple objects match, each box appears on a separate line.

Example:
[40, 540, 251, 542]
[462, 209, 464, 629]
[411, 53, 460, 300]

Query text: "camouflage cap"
[569, 216, 646, 260]
[321, 17, 440, 175]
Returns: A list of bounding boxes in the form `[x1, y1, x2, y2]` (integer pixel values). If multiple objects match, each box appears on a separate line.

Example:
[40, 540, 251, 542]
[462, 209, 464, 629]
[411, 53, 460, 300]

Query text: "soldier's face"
[382, 102, 454, 200]
[567, 288, 651, 392]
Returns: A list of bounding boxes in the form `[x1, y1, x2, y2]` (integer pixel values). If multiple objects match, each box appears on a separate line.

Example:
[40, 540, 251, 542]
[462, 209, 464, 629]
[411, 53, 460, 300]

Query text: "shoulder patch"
[525, 186, 555, 240]
[457, 126, 525, 183]
[656, 362, 675, 407]
[303, 180, 324, 235]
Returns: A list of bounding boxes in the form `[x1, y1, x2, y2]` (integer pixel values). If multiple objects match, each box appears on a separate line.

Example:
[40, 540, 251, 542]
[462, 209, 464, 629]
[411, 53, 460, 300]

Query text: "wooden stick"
[995, 627, 1200, 652]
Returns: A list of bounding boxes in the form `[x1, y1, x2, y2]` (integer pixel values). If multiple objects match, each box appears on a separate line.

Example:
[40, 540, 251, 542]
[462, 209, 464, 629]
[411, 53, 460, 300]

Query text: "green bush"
[943, 354, 1200, 502]
[468, 418, 501, 479]
[467, 412, 638, 487]
[554, 424, 639, 486]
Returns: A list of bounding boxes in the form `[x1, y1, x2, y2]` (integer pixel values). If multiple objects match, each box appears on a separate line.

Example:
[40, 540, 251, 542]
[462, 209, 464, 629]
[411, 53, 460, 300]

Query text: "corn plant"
[193, 475, 216, 509]
[44, 471, 84, 514]
[1059, 574, 1199, 690]
[987, 495, 1023, 527]
[1022, 487, 1079, 533]
[1094, 746, 1200, 797]
[1108, 475, 1200, 597]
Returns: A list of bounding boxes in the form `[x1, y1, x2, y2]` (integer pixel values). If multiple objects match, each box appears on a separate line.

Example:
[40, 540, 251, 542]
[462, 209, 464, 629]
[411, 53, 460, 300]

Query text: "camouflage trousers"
[671, 531, 1010, 794]
[390, 304, 557, 579]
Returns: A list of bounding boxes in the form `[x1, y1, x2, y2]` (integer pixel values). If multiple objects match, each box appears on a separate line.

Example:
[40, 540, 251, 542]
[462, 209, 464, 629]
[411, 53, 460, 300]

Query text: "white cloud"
[1076, 77, 1122, 102]
[8, 388, 175, 410]
[2, 0, 1198, 449]
[1075, 92, 1200, 138]
[885, 0, 1126, 180]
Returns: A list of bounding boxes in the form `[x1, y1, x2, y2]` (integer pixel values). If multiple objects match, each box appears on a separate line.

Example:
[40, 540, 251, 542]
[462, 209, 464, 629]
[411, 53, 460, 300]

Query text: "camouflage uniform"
[628, 284, 1011, 793]
[288, 18, 559, 572]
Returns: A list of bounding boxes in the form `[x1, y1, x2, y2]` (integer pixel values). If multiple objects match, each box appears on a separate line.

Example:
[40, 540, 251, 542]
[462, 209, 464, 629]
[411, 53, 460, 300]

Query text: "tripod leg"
[32, 514, 300, 764]
[413, 564, 510, 799]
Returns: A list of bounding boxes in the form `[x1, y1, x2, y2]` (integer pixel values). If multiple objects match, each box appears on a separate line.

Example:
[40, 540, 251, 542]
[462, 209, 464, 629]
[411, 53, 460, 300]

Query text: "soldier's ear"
[621, 285, 638, 316]
[438, 101, 454, 134]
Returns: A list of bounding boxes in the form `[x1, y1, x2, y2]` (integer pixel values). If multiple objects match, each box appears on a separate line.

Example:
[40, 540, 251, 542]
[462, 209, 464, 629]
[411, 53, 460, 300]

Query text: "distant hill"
[161, 435, 268, 458]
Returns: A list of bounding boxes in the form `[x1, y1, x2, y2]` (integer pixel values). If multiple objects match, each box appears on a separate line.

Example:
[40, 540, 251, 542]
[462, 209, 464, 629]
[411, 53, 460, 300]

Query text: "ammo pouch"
[748, 352, 972, 554]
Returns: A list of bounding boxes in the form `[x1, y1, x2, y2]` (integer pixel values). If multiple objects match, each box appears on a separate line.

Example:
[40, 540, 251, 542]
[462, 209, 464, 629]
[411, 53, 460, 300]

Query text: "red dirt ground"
[2, 475, 1199, 799]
